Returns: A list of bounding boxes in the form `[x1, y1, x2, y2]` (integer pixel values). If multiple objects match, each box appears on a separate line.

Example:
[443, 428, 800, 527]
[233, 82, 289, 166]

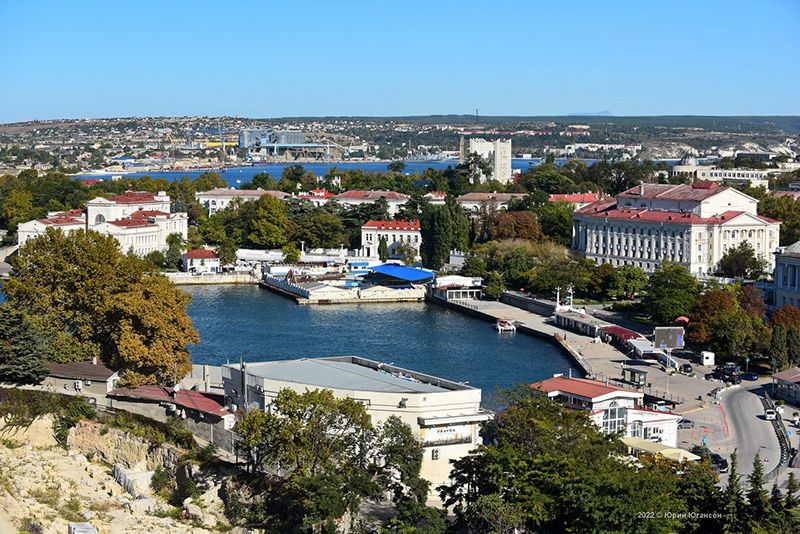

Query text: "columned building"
[572, 182, 780, 276]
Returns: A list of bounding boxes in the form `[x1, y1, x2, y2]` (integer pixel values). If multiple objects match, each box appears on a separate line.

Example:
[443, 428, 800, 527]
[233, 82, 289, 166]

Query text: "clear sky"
[1, 0, 798, 122]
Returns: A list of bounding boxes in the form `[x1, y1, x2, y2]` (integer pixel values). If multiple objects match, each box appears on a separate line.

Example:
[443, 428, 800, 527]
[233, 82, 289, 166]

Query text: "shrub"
[151, 465, 173, 495]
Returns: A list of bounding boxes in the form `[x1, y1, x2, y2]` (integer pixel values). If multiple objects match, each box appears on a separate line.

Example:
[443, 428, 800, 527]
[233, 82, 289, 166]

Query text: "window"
[602, 401, 626, 434]
[431, 449, 440, 461]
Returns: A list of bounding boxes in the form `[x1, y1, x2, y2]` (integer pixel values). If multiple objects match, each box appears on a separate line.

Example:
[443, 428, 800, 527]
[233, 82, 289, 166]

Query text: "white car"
[765, 409, 777, 421]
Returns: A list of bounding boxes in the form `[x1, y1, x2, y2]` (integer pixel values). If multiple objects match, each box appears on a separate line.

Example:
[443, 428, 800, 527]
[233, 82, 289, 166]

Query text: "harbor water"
[184, 285, 578, 402]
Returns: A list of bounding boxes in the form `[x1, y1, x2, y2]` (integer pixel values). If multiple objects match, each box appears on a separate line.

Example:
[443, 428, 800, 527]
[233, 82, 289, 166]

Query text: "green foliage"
[483, 271, 505, 300]
[52, 395, 96, 446]
[394, 241, 418, 266]
[643, 262, 701, 325]
[281, 243, 300, 263]
[607, 265, 648, 300]
[215, 237, 238, 266]
[4, 229, 197, 385]
[151, 465, 173, 494]
[0, 306, 49, 385]
[387, 161, 406, 173]
[378, 236, 389, 262]
[717, 242, 769, 279]
[420, 204, 453, 269]
[291, 209, 347, 250]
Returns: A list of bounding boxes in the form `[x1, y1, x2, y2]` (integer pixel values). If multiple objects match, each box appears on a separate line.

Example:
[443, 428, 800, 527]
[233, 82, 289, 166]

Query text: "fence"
[762, 390, 791, 482]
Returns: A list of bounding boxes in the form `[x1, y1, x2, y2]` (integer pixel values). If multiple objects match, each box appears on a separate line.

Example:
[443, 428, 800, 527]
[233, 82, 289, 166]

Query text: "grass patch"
[60, 497, 84, 522]
[0, 438, 21, 449]
[29, 486, 60, 507]
[0, 473, 13, 494]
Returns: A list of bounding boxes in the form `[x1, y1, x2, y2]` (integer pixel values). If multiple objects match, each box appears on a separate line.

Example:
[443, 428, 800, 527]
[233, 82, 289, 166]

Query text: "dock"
[259, 275, 426, 305]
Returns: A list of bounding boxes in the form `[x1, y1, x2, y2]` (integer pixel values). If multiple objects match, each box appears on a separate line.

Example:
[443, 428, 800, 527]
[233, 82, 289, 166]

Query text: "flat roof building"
[222, 356, 489, 489]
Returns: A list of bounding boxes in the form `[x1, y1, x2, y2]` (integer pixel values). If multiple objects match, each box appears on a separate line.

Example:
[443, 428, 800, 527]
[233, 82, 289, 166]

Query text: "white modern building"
[222, 356, 490, 489]
[195, 188, 290, 215]
[332, 190, 409, 216]
[360, 219, 421, 259]
[18, 191, 188, 257]
[531, 376, 680, 447]
[467, 138, 512, 184]
[572, 182, 781, 276]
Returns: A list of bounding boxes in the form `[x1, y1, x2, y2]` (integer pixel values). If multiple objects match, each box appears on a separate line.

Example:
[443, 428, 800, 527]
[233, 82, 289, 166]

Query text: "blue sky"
[1, 0, 798, 122]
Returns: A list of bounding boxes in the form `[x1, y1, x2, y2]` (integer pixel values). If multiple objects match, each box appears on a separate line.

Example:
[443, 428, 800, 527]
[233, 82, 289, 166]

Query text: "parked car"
[723, 374, 742, 385]
[705, 371, 724, 382]
[678, 418, 695, 429]
[741, 372, 758, 381]
[765, 408, 778, 421]
[692, 446, 729, 473]
[678, 364, 693, 375]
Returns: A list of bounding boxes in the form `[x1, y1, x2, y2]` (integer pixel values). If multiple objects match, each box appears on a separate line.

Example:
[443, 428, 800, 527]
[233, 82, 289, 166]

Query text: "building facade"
[773, 240, 800, 308]
[222, 356, 489, 490]
[195, 188, 290, 215]
[467, 138, 512, 184]
[670, 157, 774, 189]
[182, 249, 221, 273]
[18, 191, 188, 257]
[572, 182, 780, 276]
[332, 190, 409, 216]
[531, 376, 680, 447]
[360, 219, 421, 259]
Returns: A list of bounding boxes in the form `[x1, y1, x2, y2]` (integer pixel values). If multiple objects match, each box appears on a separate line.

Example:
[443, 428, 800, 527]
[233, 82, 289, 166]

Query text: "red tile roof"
[617, 182, 723, 202]
[108, 385, 229, 418]
[38, 216, 84, 226]
[130, 210, 171, 219]
[362, 219, 421, 231]
[456, 192, 525, 202]
[575, 203, 779, 226]
[335, 190, 408, 201]
[53, 209, 85, 217]
[198, 188, 271, 197]
[183, 249, 218, 259]
[549, 193, 601, 204]
[299, 188, 335, 198]
[531, 377, 640, 399]
[107, 219, 155, 228]
[109, 191, 157, 204]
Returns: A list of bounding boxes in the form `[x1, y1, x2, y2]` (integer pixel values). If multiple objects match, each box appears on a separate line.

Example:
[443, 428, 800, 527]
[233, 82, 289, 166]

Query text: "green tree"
[394, 241, 417, 266]
[717, 242, 769, 279]
[460, 255, 487, 278]
[0, 306, 50, 385]
[242, 172, 278, 190]
[1, 189, 35, 230]
[608, 265, 648, 300]
[244, 194, 289, 248]
[378, 236, 389, 262]
[192, 172, 227, 192]
[164, 232, 185, 270]
[746, 452, 772, 526]
[722, 450, 745, 534]
[771, 326, 789, 370]
[535, 201, 574, 246]
[643, 262, 701, 325]
[420, 204, 453, 269]
[785, 472, 799, 509]
[281, 243, 300, 263]
[215, 237, 238, 266]
[445, 195, 470, 252]
[292, 210, 347, 249]
[4, 228, 197, 385]
[483, 271, 505, 300]
[236, 409, 279, 474]
[387, 161, 406, 173]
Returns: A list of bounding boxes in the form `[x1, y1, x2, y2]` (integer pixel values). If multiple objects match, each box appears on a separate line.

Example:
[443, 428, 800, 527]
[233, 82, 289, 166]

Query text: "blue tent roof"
[368, 264, 433, 282]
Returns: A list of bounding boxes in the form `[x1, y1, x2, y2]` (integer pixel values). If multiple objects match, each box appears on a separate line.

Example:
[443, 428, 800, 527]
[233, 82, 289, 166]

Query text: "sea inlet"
[185, 285, 579, 403]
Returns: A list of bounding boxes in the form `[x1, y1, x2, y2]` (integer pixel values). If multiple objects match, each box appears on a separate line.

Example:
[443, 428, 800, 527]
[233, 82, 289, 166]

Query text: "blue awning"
[368, 264, 433, 282]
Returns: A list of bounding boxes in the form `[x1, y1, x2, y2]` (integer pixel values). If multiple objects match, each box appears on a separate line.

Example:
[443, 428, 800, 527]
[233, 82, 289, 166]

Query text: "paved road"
[721, 385, 781, 477]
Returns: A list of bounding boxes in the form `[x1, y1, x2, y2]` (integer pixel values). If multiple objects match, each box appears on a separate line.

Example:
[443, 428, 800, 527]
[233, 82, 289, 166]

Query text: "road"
[721, 385, 782, 477]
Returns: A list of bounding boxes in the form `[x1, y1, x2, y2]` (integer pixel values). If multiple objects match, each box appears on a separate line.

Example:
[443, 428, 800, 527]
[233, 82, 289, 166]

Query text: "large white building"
[360, 219, 421, 259]
[572, 182, 781, 276]
[18, 191, 188, 257]
[467, 138, 512, 184]
[671, 157, 775, 189]
[531, 376, 681, 447]
[222, 356, 490, 489]
[774, 240, 800, 309]
[332, 190, 409, 217]
[195, 188, 290, 215]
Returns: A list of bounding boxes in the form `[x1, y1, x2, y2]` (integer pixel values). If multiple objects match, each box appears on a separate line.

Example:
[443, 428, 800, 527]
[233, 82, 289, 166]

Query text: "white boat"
[494, 319, 516, 333]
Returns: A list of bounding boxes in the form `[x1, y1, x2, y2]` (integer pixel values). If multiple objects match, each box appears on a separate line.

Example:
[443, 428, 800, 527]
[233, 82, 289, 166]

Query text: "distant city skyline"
[1, 0, 798, 123]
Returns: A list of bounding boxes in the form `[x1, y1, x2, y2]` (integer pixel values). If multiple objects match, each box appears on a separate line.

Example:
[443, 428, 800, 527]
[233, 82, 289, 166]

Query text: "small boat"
[494, 319, 516, 333]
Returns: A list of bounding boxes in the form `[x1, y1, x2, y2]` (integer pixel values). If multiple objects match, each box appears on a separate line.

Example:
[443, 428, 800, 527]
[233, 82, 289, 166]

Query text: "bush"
[151, 465, 173, 495]
[190, 443, 217, 467]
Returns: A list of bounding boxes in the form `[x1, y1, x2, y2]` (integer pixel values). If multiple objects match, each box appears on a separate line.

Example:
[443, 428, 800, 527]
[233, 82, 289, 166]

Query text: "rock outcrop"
[67, 420, 182, 471]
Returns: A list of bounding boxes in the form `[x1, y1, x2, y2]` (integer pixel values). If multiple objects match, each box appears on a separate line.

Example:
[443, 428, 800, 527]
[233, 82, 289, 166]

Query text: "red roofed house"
[108, 384, 235, 430]
[531, 376, 680, 446]
[298, 188, 336, 207]
[360, 219, 421, 260]
[549, 192, 602, 210]
[182, 248, 221, 273]
[572, 181, 780, 276]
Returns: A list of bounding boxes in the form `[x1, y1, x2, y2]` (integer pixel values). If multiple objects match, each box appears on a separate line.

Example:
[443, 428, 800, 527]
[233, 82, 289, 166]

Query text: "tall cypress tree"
[746, 452, 772, 525]
[785, 472, 799, 509]
[0, 306, 49, 385]
[723, 450, 745, 534]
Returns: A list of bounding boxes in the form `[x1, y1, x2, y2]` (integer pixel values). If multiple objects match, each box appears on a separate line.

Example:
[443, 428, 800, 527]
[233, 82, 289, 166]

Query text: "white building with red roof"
[181, 248, 221, 273]
[333, 190, 409, 216]
[195, 187, 290, 215]
[531, 376, 680, 447]
[572, 181, 781, 275]
[360, 219, 421, 260]
[18, 191, 188, 257]
[297, 188, 336, 207]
